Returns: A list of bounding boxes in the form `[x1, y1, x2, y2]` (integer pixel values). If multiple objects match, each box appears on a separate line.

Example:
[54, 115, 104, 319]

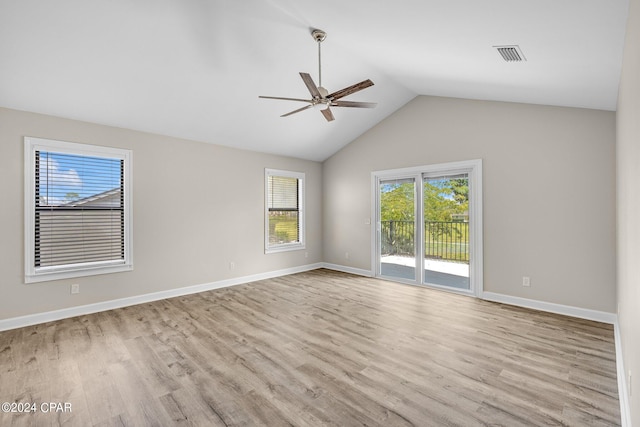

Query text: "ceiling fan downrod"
[312, 29, 327, 94]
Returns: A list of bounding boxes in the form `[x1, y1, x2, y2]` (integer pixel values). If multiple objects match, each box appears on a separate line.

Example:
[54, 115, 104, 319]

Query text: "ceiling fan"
[259, 29, 377, 122]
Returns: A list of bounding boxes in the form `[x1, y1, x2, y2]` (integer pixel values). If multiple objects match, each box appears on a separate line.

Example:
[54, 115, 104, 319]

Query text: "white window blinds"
[265, 169, 305, 252]
[35, 151, 124, 267]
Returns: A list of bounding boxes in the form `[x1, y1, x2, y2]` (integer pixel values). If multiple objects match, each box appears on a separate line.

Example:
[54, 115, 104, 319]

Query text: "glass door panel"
[423, 173, 470, 290]
[379, 177, 417, 282]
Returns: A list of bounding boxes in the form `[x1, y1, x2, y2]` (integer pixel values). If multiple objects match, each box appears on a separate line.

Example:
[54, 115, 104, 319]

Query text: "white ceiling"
[0, 0, 629, 161]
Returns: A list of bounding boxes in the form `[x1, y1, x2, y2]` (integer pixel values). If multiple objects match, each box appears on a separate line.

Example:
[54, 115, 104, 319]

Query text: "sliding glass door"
[373, 160, 482, 295]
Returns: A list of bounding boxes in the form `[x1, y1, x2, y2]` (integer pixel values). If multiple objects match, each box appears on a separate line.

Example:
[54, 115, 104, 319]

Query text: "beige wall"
[323, 96, 616, 312]
[617, 0, 640, 422]
[0, 107, 322, 320]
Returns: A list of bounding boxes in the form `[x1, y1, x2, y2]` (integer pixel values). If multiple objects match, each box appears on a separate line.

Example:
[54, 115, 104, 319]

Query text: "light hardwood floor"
[0, 269, 620, 426]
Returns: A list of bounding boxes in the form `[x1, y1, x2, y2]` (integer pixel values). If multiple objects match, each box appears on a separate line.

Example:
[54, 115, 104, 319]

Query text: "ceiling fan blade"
[300, 72, 321, 98]
[259, 96, 312, 103]
[332, 101, 377, 108]
[281, 104, 313, 117]
[327, 79, 374, 101]
[321, 107, 335, 122]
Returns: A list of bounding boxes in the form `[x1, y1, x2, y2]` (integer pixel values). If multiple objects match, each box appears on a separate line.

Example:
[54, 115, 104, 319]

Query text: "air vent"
[494, 45, 526, 62]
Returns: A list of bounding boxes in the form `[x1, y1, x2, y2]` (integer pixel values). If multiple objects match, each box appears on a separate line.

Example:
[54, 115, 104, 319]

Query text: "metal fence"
[381, 220, 469, 262]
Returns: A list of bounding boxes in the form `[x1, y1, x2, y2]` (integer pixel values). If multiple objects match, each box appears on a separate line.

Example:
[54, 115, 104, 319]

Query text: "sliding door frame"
[371, 159, 483, 297]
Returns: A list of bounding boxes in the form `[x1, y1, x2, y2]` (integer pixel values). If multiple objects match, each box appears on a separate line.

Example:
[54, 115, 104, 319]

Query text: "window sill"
[25, 263, 133, 284]
[265, 243, 305, 254]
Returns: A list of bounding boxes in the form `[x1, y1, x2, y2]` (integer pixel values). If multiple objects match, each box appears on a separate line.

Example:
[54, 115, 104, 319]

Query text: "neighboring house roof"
[65, 188, 121, 207]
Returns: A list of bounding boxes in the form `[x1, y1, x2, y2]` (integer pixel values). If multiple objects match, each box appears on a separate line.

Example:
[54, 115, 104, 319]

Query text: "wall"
[323, 96, 616, 313]
[0, 107, 322, 321]
[617, 0, 640, 422]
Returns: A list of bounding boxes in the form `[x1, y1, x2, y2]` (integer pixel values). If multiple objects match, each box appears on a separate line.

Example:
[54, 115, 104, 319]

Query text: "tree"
[380, 179, 468, 222]
[423, 179, 468, 221]
[449, 178, 469, 205]
[380, 182, 415, 221]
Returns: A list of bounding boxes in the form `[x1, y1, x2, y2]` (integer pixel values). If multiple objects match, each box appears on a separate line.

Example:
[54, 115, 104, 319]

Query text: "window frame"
[264, 168, 305, 254]
[24, 137, 133, 283]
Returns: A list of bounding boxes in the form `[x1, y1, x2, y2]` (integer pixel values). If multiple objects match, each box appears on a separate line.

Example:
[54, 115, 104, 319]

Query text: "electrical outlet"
[522, 276, 531, 287]
[345, 252, 350, 260]
[70, 284, 80, 294]
[229, 261, 235, 270]
[305, 251, 308, 258]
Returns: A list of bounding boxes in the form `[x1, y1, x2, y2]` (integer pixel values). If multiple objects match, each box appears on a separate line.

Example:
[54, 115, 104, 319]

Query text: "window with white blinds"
[265, 169, 305, 253]
[25, 137, 132, 283]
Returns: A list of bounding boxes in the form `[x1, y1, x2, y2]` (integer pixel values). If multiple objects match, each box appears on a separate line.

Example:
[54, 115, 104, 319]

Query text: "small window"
[24, 137, 133, 283]
[265, 169, 305, 253]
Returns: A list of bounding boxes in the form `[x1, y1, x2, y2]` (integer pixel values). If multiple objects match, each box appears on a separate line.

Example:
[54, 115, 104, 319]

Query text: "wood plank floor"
[0, 269, 620, 426]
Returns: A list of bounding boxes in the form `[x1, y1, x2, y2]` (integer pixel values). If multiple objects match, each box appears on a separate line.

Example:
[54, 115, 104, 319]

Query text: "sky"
[38, 151, 122, 206]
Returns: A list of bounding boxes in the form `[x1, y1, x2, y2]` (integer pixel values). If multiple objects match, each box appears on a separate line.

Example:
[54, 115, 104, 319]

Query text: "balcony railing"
[381, 220, 469, 262]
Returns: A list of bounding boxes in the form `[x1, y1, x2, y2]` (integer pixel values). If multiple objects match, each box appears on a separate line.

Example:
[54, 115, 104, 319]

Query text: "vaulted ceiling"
[0, 0, 629, 161]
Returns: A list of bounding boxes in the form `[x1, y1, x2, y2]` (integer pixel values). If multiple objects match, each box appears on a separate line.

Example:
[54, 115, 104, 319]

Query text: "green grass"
[269, 213, 299, 244]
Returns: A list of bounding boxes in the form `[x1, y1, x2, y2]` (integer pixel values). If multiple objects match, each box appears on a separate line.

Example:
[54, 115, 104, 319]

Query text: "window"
[24, 137, 133, 283]
[265, 169, 305, 253]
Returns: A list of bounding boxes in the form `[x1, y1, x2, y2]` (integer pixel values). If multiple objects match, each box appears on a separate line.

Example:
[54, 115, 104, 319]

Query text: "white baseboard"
[0, 263, 324, 332]
[481, 291, 617, 324]
[321, 263, 373, 277]
[614, 319, 632, 427]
